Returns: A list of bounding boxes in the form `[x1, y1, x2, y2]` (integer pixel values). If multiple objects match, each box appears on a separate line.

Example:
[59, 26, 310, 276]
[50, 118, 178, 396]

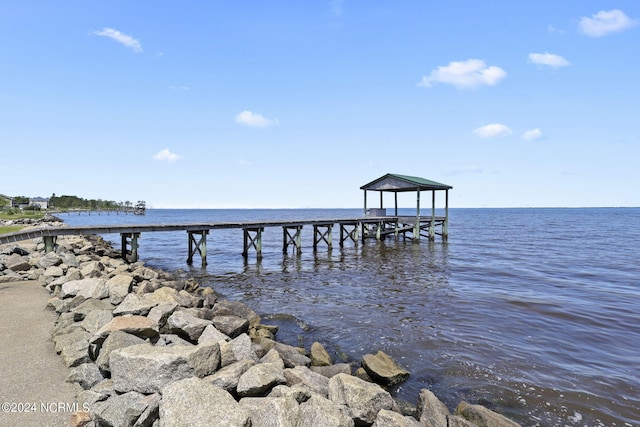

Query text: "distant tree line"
[50, 194, 131, 211]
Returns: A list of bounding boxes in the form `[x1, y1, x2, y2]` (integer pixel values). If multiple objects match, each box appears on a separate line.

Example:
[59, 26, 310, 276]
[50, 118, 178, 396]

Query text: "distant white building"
[29, 197, 49, 209]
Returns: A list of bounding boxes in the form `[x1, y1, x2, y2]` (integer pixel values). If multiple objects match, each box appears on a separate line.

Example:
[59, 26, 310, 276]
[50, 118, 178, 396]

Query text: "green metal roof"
[360, 173, 452, 192]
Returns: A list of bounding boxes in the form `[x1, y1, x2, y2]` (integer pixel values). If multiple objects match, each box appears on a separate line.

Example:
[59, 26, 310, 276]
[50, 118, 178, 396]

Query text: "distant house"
[0, 193, 13, 208]
[29, 197, 49, 210]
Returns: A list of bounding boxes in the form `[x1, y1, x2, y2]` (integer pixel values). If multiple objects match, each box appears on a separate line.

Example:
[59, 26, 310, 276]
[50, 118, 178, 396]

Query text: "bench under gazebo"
[360, 173, 452, 241]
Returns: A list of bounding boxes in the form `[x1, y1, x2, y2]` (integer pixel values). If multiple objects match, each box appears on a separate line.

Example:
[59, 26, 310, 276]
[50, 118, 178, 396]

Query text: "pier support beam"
[187, 230, 208, 267]
[313, 224, 333, 251]
[243, 227, 264, 260]
[43, 236, 57, 253]
[339, 222, 359, 247]
[121, 232, 140, 263]
[283, 226, 303, 254]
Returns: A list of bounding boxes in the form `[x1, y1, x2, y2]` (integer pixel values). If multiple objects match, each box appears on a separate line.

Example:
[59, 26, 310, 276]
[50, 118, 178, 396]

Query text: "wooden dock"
[0, 216, 448, 266]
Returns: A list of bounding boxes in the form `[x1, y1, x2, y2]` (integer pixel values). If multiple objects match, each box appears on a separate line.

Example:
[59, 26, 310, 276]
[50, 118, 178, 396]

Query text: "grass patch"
[0, 211, 44, 220]
[0, 226, 24, 235]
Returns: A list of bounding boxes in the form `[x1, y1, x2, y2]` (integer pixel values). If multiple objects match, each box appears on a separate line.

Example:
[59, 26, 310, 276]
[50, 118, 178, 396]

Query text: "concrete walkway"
[0, 280, 78, 427]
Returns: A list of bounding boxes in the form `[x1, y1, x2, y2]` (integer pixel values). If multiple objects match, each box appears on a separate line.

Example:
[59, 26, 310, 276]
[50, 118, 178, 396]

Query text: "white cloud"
[579, 9, 637, 37]
[445, 166, 483, 176]
[473, 124, 512, 138]
[528, 52, 570, 68]
[235, 110, 278, 127]
[523, 128, 543, 141]
[419, 59, 506, 89]
[153, 149, 182, 162]
[93, 27, 143, 53]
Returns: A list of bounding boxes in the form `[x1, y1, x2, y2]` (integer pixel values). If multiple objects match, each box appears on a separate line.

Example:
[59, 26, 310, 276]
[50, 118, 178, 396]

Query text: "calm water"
[58, 208, 640, 426]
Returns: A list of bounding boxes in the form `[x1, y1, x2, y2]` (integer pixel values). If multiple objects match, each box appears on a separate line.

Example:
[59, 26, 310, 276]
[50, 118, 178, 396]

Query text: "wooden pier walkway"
[0, 216, 447, 266]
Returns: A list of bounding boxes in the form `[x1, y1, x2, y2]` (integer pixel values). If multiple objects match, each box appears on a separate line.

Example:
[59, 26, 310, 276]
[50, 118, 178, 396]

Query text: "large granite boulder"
[328, 373, 394, 426]
[417, 388, 450, 427]
[239, 396, 300, 427]
[91, 315, 159, 344]
[160, 377, 251, 427]
[454, 401, 521, 427]
[90, 391, 159, 427]
[373, 409, 421, 427]
[96, 330, 146, 373]
[166, 310, 212, 341]
[236, 362, 287, 397]
[362, 350, 410, 386]
[110, 342, 220, 394]
[297, 394, 355, 427]
[205, 359, 255, 393]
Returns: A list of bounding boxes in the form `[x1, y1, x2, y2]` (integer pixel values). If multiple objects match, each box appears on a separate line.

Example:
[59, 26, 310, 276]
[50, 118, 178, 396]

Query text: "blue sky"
[1, 1, 638, 208]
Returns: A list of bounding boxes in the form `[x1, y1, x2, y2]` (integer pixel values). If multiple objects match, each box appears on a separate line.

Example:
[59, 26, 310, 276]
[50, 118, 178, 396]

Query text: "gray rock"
[362, 351, 410, 387]
[131, 266, 158, 281]
[417, 389, 449, 427]
[175, 289, 203, 308]
[310, 341, 332, 366]
[212, 315, 250, 338]
[53, 329, 91, 367]
[237, 362, 287, 397]
[297, 394, 355, 427]
[311, 363, 352, 378]
[134, 393, 160, 427]
[205, 359, 255, 393]
[110, 342, 220, 394]
[454, 401, 521, 427]
[37, 251, 63, 268]
[90, 391, 155, 427]
[71, 298, 114, 320]
[157, 334, 192, 347]
[113, 293, 157, 316]
[96, 330, 146, 372]
[220, 333, 259, 367]
[166, 310, 212, 341]
[67, 363, 104, 390]
[91, 315, 159, 344]
[160, 377, 250, 427]
[273, 342, 311, 368]
[284, 366, 330, 397]
[373, 409, 421, 427]
[212, 300, 261, 327]
[61, 278, 108, 299]
[5, 254, 31, 271]
[260, 348, 285, 367]
[197, 323, 231, 345]
[80, 309, 114, 334]
[447, 415, 479, 427]
[147, 302, 179, 332]
[239, 396, 300, 427]
[106, 274, 134, 305]
[80, 260, 104, 278]
[268, 384, 315, 404]
[43, 265, 65, 277]
[77, 389, 108, 407]
[328, 373, 394, 426]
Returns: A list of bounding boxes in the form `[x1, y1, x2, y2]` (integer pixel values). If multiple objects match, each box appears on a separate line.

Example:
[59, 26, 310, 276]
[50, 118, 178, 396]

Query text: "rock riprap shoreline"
[0, 219, 522, 426]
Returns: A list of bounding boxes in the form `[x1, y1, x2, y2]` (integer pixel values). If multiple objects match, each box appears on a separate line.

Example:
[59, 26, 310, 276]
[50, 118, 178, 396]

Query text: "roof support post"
[429, 190, 436, 240]
[380, 191, 383, 209]
[444, 189, 449, 240]
[363, 190, 367, 216]
[414, 190, 421, 242]
[394, 192, 398, 216]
